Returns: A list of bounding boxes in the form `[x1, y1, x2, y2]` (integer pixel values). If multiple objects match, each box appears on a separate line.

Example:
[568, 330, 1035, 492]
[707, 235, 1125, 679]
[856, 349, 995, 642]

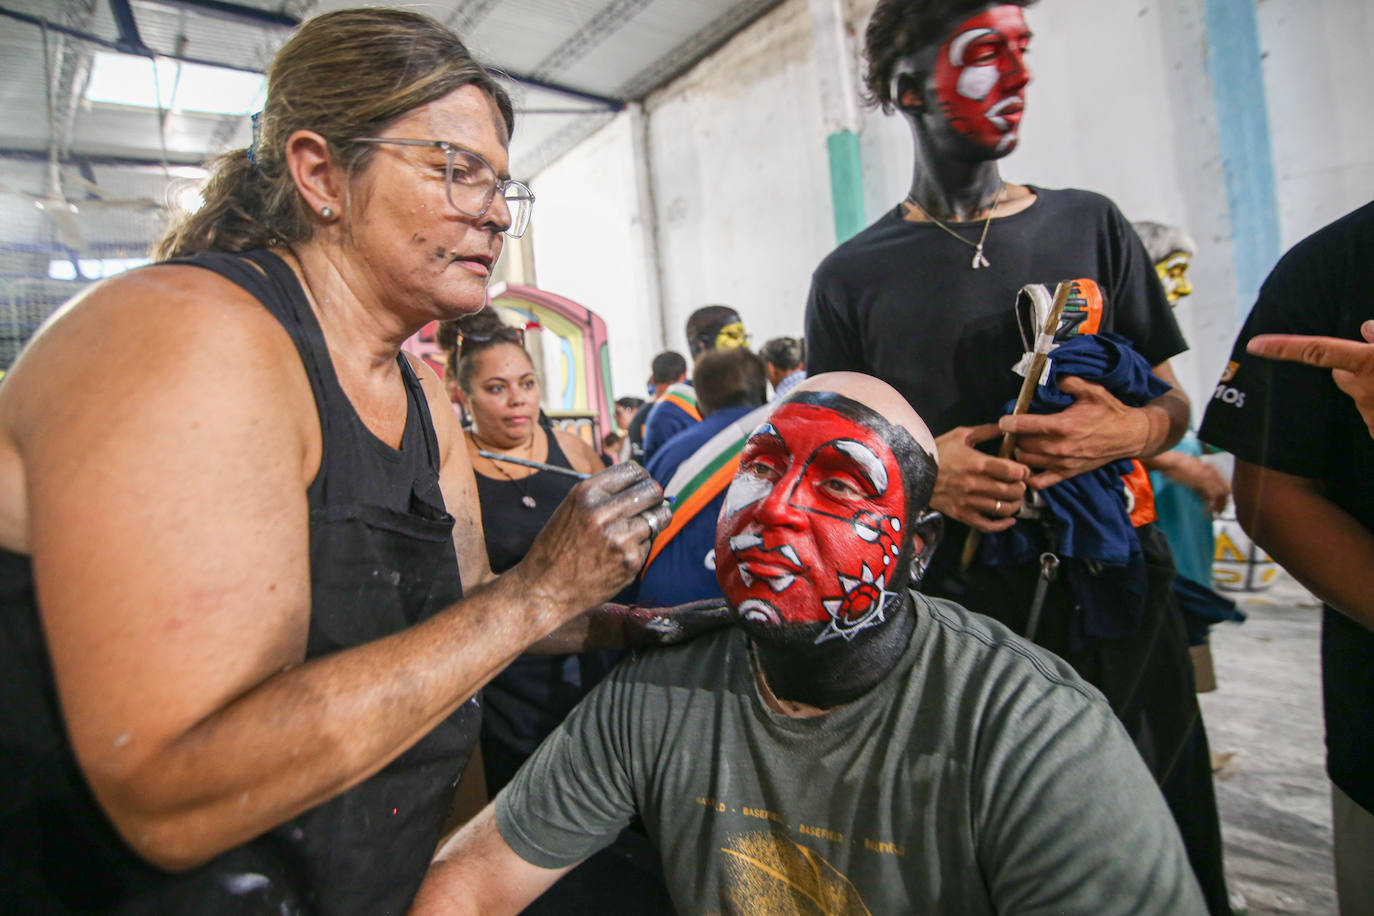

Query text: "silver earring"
[320, 206, 334, 220]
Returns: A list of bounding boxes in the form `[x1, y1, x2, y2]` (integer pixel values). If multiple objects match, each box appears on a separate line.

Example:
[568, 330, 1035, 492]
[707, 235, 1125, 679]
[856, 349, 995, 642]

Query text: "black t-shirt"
[806, 187, 1186, 593]
[806, 187, 1186, 438]
[1199, 200, 1374, 813]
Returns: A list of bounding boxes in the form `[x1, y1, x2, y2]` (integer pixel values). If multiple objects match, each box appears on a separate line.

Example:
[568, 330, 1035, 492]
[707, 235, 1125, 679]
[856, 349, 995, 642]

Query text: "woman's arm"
[9, 269, 664, 871]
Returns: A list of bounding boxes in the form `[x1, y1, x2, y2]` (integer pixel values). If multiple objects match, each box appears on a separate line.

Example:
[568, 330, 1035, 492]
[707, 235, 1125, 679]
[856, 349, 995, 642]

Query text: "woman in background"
[454, 309, 609, 793]
[453, 309, 673, 911]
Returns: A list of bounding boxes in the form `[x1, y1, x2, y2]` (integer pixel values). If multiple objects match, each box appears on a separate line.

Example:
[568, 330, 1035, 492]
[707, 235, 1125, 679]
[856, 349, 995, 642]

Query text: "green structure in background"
[827, 129, 866, 243]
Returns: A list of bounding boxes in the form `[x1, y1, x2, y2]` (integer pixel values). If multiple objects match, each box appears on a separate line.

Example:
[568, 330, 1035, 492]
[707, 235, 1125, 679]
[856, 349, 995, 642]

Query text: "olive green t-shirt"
[495, 594, 1204, 914]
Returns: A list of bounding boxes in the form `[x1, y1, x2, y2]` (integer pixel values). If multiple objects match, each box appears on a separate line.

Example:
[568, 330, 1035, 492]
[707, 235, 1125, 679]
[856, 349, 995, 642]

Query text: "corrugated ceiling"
[0, 0, 785, 175]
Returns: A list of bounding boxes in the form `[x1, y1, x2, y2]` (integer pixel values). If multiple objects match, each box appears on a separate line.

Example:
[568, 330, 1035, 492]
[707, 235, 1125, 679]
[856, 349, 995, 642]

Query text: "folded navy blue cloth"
[981, 332, 1171, 644]
[1174, 575, 1245, 647]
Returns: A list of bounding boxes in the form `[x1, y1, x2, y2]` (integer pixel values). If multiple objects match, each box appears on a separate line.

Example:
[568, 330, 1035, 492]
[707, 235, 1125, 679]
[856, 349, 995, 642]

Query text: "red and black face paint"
[931, 5, 1033, 155]
[715, 392, 938, 648]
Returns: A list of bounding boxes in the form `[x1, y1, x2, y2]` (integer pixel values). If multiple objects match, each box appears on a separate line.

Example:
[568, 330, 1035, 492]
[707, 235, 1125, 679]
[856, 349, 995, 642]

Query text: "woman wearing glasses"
[0, 8, 670, 914]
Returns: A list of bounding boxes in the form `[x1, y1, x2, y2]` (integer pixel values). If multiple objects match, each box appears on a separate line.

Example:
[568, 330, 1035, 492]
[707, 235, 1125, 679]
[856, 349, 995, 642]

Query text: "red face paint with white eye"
[715, 401, 908, 644]
[932, 5, 1032, 156]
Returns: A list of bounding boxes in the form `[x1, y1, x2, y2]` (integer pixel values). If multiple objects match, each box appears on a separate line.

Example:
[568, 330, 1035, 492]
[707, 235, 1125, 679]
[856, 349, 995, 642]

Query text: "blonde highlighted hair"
[154, 8, 513, 260]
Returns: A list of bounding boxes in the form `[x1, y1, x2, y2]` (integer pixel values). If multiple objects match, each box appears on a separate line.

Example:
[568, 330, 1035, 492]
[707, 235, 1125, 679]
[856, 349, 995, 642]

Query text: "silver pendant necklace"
[473, 432, 539, 509]
[904, 182, 1006, 270]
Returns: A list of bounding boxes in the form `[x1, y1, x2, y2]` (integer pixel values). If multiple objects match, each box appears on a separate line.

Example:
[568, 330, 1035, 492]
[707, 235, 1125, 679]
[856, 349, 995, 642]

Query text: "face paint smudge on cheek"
[721, 472, 772, 519]
[433, 246, 448, 260]
[738, 599, 782, 626]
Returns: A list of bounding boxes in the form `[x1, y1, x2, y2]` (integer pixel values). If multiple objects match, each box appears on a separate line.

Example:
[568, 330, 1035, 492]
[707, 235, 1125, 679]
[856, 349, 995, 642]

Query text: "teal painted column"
[808, 0, 865, 245]
[827, 129, 865, 243]
[1203, 0, 1281, 318]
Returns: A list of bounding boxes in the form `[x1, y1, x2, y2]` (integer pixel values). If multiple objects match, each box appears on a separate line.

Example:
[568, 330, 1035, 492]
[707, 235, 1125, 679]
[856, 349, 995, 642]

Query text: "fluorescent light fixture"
[85, 51, 265, 115]
[48, 257, 152, 281]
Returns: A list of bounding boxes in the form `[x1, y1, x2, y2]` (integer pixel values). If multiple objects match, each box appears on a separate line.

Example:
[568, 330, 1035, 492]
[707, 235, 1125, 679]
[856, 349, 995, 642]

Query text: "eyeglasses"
[459, 325, 525, 354]
[350, 137, 534, 238]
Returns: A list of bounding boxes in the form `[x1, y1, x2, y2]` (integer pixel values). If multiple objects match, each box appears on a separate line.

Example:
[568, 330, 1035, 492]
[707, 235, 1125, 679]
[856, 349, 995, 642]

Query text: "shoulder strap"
[397, 353, 444, 475]
[661, 383, 702, 422]
[542, 426, 575, 470]
[643, 450, 741, 572]
[644, 405, 769, 571]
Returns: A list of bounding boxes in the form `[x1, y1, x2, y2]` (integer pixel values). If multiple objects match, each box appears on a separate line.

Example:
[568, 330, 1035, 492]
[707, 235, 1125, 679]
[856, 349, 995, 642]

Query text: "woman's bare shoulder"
[5, 263, 306, 418]
[0, 260, 319, 491]
[553, 427, 603, 476]
[403, 351, 463, 464]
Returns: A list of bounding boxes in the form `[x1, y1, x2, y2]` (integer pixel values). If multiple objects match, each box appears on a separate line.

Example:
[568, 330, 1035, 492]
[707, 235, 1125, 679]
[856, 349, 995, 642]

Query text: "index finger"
[582, 460, 658, 496]
[577, 463, 664, 516]
[1247, 334, 1372, 372]
[998, 412, 1065, 436]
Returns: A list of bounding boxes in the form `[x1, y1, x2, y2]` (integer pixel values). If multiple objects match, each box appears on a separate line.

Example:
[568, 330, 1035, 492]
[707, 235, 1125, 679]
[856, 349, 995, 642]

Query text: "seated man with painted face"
[412, 373, 1205, 915]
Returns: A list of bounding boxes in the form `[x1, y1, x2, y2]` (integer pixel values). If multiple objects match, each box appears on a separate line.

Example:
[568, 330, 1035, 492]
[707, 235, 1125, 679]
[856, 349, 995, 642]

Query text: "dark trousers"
[930, 524, 1232, 916]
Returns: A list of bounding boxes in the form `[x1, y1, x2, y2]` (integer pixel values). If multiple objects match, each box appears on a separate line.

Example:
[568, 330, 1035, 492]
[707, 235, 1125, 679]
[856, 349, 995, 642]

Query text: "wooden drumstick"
[959, 280, 1072, 572]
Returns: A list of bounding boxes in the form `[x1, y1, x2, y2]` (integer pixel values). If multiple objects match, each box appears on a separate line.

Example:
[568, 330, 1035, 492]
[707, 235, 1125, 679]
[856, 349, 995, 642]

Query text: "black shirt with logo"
[1200, 200, 1374, 814]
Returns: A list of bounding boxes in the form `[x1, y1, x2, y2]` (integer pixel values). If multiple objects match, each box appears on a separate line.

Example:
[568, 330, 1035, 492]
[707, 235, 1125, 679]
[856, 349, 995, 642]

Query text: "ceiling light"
[85, 51, 265, 115]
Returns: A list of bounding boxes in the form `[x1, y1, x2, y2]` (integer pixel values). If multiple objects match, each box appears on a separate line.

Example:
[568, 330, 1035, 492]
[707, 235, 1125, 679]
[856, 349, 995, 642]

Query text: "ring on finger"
[994, 499, 1003, 515]
[642, 511, 661, 536]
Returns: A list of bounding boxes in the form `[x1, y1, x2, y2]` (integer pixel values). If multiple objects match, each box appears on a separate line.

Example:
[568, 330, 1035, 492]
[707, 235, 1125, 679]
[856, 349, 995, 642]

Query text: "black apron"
[0, 249, 477, 914]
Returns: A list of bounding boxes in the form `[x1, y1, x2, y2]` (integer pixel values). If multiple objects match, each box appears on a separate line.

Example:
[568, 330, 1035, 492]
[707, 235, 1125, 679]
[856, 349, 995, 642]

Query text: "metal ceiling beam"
[530, 0, 656, 83]
[615, 0, 785, 100]
[0, 7, 268, 74]
[0, 147, 208, 169]
[499, 71, 625, 112]
[1, 8, 624, 112]
[152, 0, 298, 29]
[447, 0, 499, 36]
[107, 0, 152, 55]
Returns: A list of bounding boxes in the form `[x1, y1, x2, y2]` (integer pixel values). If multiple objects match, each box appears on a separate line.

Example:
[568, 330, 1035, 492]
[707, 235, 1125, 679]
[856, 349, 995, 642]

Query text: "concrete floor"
[1199, 574, 1337, 915]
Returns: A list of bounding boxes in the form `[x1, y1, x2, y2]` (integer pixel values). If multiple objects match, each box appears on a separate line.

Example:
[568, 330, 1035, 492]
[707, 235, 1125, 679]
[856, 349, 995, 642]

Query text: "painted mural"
[401, 283, 615, 446]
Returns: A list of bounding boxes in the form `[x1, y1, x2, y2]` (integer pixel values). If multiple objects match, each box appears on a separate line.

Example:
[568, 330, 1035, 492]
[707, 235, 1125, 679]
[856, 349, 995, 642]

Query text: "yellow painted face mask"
[1154, 252, 1193, 305]
[714, 321, 750, 350]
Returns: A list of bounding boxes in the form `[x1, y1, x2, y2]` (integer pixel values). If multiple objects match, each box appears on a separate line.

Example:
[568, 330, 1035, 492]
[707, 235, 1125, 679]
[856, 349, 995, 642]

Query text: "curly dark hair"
[862, 0, 1036, 112]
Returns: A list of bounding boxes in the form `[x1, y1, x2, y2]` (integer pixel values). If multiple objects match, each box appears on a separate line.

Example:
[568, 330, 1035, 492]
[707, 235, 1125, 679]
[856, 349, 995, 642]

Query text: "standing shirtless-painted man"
[804, 3, 1230, 911]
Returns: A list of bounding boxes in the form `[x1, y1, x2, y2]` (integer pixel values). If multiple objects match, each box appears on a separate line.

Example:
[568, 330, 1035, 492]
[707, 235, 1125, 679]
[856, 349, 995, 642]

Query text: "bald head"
[789, 372, 939, 459]
[715, 371, 943, 672]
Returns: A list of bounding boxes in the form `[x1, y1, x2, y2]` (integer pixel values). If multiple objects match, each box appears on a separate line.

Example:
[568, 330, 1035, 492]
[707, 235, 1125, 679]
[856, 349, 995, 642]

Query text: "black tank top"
[471, 430, 623, 793]
[0, 249, 476, 914]
[474, 429, 581, 574]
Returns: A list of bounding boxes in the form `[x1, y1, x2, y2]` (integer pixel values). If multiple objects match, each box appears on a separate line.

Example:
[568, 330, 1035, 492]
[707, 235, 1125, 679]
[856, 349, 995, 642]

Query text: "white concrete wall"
[527, 0, 1373, 410]
[1258, 0, 1374, 249]
[528, 111, 663, 401]
[643, 1, 834, 361]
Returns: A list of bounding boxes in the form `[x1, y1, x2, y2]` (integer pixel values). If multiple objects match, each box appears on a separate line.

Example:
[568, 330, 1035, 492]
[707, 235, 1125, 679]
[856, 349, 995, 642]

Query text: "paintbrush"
[476, 450, 677, 506]
[477, 450, 591, 480]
